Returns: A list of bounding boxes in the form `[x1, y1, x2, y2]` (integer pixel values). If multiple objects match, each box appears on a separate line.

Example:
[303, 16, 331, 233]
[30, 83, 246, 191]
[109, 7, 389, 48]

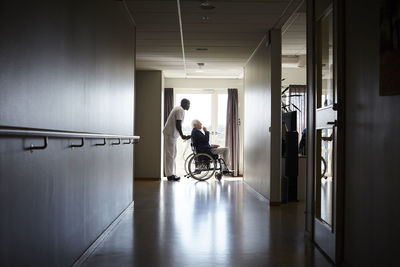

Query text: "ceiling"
[126, 0, 305, 78]
[282, 8, 306, 55]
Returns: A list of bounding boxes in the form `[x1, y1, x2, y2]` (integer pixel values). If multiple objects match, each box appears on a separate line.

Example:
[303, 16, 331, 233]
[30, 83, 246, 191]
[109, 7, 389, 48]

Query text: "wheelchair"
[184, 143, 233, 181]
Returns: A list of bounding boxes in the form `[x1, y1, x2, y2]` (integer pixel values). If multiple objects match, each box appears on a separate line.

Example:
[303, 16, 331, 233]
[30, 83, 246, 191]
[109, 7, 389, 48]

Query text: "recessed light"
[196, 62, 205, 73]
[201, 16, 210, 21]
[200, 1, 215, 10]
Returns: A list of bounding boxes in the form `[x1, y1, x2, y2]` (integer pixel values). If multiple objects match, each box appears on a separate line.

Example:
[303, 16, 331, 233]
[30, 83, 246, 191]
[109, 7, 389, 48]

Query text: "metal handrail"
[0, 126, 140, 150]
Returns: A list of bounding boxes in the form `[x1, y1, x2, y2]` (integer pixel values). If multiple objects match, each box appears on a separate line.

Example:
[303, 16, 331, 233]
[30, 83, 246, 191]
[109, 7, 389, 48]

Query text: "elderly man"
[191, 119, 231, 172]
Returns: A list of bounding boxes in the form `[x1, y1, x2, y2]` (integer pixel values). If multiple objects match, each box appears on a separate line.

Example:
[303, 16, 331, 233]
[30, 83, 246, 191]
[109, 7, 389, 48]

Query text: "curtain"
[164, 88, 174, 125]
[225, 88, 239, 176]
[288, 85, 307, 137]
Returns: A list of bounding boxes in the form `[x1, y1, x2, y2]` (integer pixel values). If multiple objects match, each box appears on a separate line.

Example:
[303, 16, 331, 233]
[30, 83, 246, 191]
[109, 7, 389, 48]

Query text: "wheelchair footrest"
[222, 170, 234, 176]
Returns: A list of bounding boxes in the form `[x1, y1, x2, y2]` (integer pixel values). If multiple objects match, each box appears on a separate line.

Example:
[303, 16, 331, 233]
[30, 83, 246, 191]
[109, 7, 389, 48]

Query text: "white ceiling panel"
[127, 0, 305, 78]
[282, 8, 306, 56]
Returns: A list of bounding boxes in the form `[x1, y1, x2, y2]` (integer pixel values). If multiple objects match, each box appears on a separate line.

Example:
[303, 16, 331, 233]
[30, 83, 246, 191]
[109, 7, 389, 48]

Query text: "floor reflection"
[162, 180, 235, 265]
[83, 179, 333, 267]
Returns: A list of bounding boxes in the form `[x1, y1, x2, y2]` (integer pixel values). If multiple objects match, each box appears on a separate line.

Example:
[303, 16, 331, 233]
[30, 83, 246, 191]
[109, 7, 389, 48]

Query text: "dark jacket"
[191, 128, 211, 153]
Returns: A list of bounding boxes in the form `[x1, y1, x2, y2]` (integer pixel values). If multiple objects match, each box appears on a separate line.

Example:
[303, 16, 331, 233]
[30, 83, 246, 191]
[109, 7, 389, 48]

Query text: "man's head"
[181, 98, 190, 110]
[192, 119, 202, 129]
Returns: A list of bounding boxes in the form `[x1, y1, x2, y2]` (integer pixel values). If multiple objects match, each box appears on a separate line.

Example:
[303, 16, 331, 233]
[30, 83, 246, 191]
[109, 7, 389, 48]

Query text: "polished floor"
[83, 179, 333, 267]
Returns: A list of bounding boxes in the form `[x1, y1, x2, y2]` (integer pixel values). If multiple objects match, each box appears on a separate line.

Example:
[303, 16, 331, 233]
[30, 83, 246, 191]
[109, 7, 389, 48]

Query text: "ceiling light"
[200, 0, 215, 10]
[201, 16, 210, 21]
[196, 62, 205, 73]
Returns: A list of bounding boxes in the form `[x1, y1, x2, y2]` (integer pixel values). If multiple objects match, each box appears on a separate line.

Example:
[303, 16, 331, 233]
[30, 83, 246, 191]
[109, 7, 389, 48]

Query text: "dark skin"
[177, 100, 191, 140]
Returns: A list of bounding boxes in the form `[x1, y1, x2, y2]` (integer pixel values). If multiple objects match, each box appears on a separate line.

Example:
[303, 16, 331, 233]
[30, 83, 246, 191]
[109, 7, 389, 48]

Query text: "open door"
[309, 0, 344, 263]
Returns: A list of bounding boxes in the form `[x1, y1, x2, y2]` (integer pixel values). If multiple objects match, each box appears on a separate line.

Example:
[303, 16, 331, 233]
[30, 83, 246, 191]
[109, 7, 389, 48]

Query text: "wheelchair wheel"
[188, 153, 217, 181]
[184, 153, 194, 175]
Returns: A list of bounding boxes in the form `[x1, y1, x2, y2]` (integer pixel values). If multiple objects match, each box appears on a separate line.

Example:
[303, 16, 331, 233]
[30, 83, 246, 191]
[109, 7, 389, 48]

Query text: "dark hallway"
[82, 179, 332, 267]
[1, 0, 400, 266]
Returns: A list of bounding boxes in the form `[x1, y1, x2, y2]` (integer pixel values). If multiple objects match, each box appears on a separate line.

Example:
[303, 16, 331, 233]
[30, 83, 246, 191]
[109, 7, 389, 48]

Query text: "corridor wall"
[0, 1, 135, 266]
[343, 0, 400, 265]
[134, 71, 163, 179]
[243, 30, 282, 202]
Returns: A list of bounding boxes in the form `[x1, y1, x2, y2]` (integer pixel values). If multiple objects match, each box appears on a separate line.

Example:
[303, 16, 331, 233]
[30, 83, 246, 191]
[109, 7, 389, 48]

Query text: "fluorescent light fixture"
[200, 0, 215, 10]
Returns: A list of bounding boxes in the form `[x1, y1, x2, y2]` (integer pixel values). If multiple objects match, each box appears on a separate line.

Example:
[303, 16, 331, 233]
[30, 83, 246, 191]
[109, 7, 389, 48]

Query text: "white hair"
[192, 119, 199, 128]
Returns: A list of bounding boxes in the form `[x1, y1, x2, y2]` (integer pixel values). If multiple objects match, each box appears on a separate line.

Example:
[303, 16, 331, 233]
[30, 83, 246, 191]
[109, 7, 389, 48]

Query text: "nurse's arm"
[176, 120, 190, 140]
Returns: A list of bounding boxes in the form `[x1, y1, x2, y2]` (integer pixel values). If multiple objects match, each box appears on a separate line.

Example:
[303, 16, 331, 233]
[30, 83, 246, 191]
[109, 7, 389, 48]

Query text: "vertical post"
[305, 0, 316, 237]
[270, 28, 282, 204]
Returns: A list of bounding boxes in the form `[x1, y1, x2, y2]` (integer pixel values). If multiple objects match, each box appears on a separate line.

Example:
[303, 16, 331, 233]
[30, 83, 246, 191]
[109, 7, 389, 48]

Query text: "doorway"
[307, 0, 345, 263]
[174, 89, 228, 175]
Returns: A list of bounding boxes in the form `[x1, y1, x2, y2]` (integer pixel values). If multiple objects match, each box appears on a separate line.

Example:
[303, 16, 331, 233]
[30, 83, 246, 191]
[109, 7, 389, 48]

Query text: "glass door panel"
[313, 3, 342, 262]
[317, 12, 334, 108]
[315, 9, 335, 230]
[316, 128, 334, 227]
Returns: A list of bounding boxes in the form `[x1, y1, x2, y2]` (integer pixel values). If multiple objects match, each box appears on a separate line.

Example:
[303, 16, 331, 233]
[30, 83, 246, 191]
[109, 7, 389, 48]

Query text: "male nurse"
[163, 98, 191, 181]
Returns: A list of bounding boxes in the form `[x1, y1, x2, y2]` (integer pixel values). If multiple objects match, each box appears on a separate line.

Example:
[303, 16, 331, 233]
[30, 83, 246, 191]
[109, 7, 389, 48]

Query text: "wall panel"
[0, 1, 135, 266]
[243, 30, 281, 201]
[344, 0, 400, 265]
[134, 71, 162, 179]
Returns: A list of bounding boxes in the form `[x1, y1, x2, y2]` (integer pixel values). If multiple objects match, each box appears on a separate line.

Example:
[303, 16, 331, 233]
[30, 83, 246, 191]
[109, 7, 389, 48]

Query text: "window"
[174, 89, 227, 175]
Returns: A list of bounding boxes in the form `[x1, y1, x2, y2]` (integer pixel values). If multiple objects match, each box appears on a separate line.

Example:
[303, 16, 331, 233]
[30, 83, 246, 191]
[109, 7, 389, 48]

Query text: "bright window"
[173, 90, 227, 175]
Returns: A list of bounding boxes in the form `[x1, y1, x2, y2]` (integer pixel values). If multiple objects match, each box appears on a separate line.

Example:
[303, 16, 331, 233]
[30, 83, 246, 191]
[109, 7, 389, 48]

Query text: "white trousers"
[164, 134, 178, 177]
[210, 147, 230, 167]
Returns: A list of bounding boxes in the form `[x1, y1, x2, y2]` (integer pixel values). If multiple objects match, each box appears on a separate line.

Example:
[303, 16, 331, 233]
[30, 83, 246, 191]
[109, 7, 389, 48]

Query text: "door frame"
[306, 0, 345, 264]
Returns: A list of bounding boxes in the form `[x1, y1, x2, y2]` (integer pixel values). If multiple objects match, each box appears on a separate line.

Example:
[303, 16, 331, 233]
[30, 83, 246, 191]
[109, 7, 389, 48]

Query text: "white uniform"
[163, 106, 185, 177]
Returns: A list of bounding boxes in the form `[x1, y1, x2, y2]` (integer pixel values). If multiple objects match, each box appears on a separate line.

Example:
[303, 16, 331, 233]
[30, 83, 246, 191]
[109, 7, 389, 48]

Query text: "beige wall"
[135, 71, 163, 179]
[244, 29, 282, 201]
[270, 30, 282, 202]
[282, 67, 307, 88]
[165, 78, 245, 175]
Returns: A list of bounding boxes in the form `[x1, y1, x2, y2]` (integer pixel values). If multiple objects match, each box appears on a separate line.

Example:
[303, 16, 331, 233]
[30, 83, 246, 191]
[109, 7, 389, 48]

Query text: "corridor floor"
[83, 179, 333, 267]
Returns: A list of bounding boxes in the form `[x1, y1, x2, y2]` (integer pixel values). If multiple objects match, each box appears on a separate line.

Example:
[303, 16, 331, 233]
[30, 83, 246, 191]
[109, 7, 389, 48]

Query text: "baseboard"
[134, 177, 161, 181]
[242, 181, 283, 206]
[269, 202, 281, 206]
[242, 181, 269, 204]
[71, 201, 134, 267]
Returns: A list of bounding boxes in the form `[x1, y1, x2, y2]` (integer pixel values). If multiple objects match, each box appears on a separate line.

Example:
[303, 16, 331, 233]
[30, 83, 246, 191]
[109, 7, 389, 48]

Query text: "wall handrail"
[0, 126, 140, 150]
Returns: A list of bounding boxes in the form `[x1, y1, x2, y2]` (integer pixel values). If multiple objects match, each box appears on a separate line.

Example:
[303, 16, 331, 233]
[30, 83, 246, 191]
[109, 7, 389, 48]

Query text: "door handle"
[327, 120, 337, 126]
